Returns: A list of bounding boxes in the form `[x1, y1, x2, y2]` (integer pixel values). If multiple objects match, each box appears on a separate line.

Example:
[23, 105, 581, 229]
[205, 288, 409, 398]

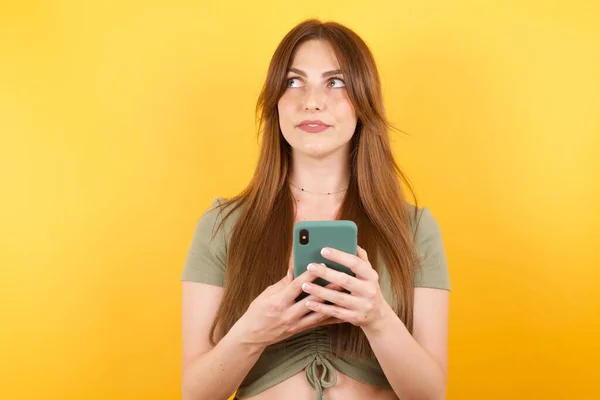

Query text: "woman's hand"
[299, 246, 395, 331]
[231, 266, 343, 349]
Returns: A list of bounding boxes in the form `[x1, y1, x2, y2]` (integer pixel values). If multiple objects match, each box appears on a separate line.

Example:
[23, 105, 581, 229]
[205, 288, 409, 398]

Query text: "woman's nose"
[302, 87, 326, 112]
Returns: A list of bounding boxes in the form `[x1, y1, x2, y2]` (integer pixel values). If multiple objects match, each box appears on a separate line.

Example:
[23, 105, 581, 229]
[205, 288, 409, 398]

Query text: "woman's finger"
[291, 310, 338, 332]
[280, 269, 318, 303]
[305, 301, 355, 322]
[286, 283, 337, 320]
[306, 263, 366, 295]
[301, 281, 362, 309]
[320, 247, 376, 280]
[357, 245, 369, 262]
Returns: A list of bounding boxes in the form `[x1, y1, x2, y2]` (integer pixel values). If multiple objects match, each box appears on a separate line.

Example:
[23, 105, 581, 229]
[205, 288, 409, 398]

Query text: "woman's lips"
[296, 120, 332, 133]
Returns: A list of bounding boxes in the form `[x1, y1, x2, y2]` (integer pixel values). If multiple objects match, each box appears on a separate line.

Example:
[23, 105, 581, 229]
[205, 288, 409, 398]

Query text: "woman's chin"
[292, 143, 348, 160]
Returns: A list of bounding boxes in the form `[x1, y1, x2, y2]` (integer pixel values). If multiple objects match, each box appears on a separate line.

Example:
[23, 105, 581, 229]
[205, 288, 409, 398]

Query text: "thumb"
[286, 265, 294, 283]
[276, 265, 294, 286]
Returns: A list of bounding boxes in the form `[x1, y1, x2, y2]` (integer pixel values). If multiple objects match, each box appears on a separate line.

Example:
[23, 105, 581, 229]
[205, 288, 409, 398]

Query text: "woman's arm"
[181, 270, 342, 400]
[181, 281, 265, 400]
[302, 246, 450, 400]
[362, 287, 449, 400]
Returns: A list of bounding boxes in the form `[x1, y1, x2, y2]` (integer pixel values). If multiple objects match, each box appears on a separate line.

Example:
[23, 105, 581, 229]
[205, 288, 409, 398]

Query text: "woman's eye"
[328, 78, 345, 88]
[287, 77, 303, 88]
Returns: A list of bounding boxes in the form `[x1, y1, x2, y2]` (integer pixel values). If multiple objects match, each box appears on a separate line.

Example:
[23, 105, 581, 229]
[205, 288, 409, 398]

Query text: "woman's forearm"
[363, 312, 446, 400]
[182, 325, 266, 400]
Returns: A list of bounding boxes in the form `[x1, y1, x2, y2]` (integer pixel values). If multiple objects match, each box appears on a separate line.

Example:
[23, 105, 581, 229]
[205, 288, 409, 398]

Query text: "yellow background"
[1, 0, 599, 399]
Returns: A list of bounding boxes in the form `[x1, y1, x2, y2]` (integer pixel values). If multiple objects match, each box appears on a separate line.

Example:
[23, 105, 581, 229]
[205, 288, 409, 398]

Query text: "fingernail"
[306, 301, 317, 308]
[302, 282, 312, 292]
[321, 248, 331, 256]
[307, 263, 317, 271]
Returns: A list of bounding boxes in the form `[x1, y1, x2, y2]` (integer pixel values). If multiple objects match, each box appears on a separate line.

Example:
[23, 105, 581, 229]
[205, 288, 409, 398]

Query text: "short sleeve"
[413, 207, 451, 290]
[180, 198, 228, 287]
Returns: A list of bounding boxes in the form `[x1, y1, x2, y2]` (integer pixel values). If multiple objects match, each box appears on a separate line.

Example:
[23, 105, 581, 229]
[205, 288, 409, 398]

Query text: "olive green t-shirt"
[181, 198, 450, 399]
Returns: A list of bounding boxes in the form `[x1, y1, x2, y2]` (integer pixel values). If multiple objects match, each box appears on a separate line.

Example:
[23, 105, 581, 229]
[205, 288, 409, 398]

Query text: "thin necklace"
[289, 181, 348, 195]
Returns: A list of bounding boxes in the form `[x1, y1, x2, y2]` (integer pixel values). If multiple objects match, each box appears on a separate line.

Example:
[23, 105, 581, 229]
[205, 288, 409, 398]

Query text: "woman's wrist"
[227, 319, 268, 355]
[361, 302, 398, 337]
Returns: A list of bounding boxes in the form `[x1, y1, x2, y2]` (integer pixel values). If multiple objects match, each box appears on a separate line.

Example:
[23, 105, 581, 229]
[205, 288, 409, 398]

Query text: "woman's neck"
[288, 151, 350, 221]
[288, 152, 350, 196]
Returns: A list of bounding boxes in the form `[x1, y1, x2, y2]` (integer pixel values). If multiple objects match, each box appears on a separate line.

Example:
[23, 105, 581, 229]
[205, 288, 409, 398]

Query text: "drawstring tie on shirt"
[305, 354, 337, 400]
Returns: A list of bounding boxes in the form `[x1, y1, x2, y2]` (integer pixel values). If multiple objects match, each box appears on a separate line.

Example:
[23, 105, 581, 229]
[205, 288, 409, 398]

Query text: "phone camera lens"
[299, 229, 309, 245]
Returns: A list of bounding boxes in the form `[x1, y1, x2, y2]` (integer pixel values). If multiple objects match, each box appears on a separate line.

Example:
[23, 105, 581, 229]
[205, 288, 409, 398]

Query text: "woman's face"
[278, 39, 357, 159]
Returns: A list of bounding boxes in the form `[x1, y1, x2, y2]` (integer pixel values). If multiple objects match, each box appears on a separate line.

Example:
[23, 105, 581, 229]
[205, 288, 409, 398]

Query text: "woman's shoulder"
[199, 196, 244, 236]
[404, 202, 451, 290]
[180, 197, 243, 286]
[404, 202, 441, 238]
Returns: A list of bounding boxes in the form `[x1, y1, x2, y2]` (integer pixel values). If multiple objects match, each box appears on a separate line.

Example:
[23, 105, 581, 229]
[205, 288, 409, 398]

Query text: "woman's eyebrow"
[287, 67, 343, 77]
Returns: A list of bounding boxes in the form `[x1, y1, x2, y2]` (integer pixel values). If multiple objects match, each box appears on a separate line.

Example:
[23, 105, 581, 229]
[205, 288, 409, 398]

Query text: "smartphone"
[293, 220, 358, 301]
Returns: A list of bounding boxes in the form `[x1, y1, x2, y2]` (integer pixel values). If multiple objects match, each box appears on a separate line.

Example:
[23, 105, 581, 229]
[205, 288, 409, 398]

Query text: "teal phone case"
[293, 220, 357, 301]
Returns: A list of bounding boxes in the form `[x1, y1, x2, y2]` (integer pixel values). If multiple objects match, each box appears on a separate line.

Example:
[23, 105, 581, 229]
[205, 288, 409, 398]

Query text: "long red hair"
[209, 19, 419, 358]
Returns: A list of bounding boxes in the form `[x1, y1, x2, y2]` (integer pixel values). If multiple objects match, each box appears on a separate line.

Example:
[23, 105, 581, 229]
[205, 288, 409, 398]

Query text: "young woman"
[181, 19, 450, 400]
